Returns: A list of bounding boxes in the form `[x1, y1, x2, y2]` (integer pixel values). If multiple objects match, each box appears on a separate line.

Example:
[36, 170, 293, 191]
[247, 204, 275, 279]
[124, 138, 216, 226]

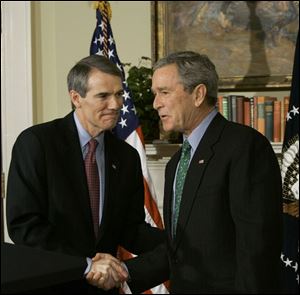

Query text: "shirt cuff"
[84, 257, 92, 276]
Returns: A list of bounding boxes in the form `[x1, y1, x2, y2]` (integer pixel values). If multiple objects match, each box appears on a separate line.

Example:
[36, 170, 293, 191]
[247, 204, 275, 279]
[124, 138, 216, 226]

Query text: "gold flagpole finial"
[92, 1, 112, 21]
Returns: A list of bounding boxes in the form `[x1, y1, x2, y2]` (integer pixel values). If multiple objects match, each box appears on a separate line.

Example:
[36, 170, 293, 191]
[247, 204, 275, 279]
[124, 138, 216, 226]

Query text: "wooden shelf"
[145, 142, 283, 160]
[270, 142, 283, 154]
[145, 143, 181, 160]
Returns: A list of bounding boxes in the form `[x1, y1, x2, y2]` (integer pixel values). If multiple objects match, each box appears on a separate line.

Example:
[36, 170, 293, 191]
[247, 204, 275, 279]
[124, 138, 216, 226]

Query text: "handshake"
[86, 253, 129, 290]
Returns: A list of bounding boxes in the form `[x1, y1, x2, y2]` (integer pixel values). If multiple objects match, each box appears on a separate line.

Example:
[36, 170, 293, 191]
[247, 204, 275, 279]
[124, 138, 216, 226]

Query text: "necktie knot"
[88, 139, 98, 153]
[86, 139, 98, 163]
[181, 140, 191, 155]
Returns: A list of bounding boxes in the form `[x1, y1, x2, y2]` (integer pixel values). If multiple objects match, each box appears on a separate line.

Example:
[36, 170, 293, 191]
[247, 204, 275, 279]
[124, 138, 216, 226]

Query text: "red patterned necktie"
[84, 139, 100, 237]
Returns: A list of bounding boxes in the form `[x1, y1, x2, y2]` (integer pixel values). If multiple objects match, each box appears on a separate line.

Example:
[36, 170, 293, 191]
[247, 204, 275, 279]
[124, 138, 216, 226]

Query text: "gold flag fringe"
[92, 1, 112, 21]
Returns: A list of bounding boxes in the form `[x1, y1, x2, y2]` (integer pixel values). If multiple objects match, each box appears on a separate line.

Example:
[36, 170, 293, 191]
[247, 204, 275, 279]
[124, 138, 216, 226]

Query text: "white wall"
[31, 1, 151, 123]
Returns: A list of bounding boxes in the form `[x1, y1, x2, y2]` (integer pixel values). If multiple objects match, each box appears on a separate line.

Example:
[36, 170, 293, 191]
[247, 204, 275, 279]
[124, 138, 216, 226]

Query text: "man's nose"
[109, 96, 123, 109]
[153, 94, 161, 110]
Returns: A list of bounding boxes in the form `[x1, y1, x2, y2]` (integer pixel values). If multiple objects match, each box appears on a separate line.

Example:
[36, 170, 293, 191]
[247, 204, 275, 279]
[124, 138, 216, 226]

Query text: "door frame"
[1, 1, 33, 242]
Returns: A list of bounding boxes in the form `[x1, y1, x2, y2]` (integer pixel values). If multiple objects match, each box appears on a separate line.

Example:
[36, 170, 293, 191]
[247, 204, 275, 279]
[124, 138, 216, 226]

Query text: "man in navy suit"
[121, 51, 283, 293]
[6, 55, 164, 293]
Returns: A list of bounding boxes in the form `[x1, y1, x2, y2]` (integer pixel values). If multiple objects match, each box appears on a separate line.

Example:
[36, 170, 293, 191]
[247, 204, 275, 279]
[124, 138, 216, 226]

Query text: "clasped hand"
[86, 253, 128, 290]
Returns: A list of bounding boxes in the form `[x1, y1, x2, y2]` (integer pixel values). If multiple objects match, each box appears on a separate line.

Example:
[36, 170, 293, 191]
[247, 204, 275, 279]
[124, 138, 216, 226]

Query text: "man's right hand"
[86, 253, 128, 290]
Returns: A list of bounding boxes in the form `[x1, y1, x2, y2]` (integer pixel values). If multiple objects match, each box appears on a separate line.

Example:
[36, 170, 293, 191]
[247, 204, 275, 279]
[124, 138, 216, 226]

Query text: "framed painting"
[152, 1, 299, 90]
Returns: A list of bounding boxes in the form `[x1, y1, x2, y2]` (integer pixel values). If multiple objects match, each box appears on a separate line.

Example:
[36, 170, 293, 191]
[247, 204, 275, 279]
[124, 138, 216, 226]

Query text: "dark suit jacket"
[126, 113, 283, 294]
[6, 112, 163, 293]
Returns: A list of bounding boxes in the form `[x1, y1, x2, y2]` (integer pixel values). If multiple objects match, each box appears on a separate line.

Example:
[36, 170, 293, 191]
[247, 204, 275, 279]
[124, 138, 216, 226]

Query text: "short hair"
[153, 51, 219, 106]
[67, 55, 123, 97]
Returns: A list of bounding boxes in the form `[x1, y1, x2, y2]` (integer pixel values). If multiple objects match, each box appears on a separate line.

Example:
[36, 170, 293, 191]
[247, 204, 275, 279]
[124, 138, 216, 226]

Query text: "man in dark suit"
[121, 51, 283, 293]
[6, 55, 164, 293]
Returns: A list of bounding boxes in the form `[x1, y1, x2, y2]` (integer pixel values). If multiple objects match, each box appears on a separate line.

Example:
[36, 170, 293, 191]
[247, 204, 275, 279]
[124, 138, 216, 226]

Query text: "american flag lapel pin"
[198, 159, 205, 164]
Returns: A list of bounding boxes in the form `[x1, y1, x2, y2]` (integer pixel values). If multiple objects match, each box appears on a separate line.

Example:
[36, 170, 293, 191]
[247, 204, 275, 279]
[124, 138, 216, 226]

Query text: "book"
[217, 95, 223, 113]
[253, 96, 258, 130]
[231, 95, 237, 122]
[243, 97, 251, 126]
[222, 96, 229, 120]
[227, 95, 232, 121]
[236, 96, 244, 124]
[283, 96, 290, 130]
[257, 96, 265, 136]
[273, 100, 282, 142]
[265, 100, 274, 141]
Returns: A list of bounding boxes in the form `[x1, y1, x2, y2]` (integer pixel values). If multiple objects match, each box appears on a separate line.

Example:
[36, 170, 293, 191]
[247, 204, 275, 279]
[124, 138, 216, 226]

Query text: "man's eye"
[95, 93, 109, 99]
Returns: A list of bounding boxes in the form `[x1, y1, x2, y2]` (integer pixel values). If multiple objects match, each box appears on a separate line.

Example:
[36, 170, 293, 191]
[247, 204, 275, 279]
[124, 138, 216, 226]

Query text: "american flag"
[280, 34, 299, 293]
[90, 2, 168, 293]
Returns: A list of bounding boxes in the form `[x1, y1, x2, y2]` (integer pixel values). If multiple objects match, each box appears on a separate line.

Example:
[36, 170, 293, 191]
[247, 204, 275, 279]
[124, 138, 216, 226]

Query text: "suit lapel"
[97, 132, 120, 241]
[173, 144, 214, 248]
[164, 151, 181, 241]
[173, 113, 227, 249]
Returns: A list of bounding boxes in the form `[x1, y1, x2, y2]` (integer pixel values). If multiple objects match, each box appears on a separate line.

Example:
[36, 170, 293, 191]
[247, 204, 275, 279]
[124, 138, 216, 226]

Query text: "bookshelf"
[217, 94, 289, 144]
[145, 142, 282, 160]
[271, 142, 283, 155]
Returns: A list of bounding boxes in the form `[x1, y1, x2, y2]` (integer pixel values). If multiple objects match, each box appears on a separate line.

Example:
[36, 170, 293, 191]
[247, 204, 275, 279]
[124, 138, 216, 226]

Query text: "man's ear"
[193, 84, 207, 107]
[70, 90, 81, 108]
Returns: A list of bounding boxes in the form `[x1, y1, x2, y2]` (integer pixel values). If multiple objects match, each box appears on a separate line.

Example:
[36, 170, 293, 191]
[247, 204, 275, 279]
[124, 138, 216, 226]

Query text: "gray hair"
[153, 51, 219, 106]
[67, 55, 123, 97]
